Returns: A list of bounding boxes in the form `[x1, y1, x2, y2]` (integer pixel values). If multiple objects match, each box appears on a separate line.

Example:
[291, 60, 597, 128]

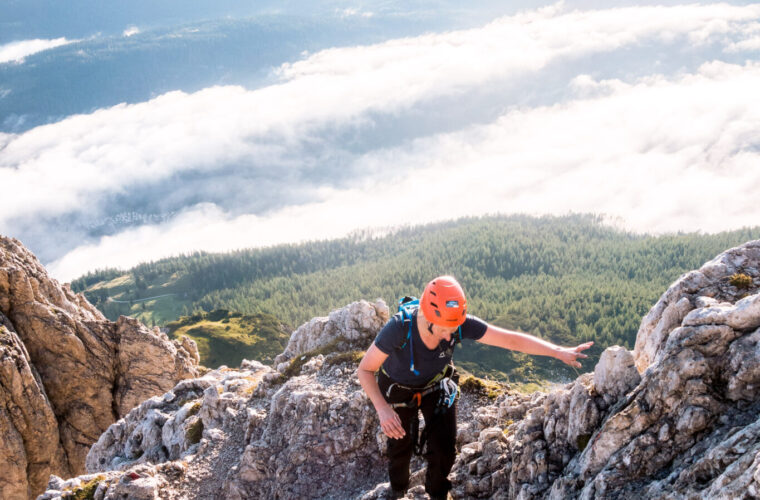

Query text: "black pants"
[378, 372, 457, 499]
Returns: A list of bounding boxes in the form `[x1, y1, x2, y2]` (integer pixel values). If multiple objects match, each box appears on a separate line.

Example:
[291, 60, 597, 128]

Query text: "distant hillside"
[72, 214, 760, 380]
[164, 309, 290, 368]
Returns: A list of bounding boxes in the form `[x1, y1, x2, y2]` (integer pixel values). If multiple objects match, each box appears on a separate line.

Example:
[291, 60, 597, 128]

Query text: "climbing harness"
[381, 364, 458, 409]
[379, 364, 461, 456]
[414, 376, 460, 456]
[379, 295, 464, 456]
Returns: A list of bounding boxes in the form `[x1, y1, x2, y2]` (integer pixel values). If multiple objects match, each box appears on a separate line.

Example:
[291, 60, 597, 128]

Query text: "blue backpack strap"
[452, 325, 462, 347]
[406, 311, 420, 376]
[398, 296, 420, 376]
[397, 304, 412, 350]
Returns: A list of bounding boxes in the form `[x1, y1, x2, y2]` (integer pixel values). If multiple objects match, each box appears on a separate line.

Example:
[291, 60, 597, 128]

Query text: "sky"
[1, 1, 759, 282]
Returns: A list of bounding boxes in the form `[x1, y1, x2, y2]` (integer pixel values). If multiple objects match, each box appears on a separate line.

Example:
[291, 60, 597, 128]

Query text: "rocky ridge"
[37, 239, 760, 499]
[0, 236, 200, 499]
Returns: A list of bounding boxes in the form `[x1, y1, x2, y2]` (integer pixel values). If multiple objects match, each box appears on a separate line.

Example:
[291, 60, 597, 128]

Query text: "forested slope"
[72, 214, 760, 381]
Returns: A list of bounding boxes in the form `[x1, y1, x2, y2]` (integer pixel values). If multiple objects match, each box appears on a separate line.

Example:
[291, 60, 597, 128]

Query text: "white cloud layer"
[2, 3, 760, 281]
[3, 3, 759, 226]
[0, 37, 75, 64]
[47, 59, 760, 281]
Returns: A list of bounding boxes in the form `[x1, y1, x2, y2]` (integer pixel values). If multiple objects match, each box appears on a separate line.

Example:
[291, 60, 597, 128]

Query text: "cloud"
[0, 38, 76, 64]
[2, 3, 759, 230]
[46, 59, 760, 281]
[3, 3, 760, 280]
[725, 30, 760, 52]
[337, 8, 374, 19]
[123, 26, 141, 37]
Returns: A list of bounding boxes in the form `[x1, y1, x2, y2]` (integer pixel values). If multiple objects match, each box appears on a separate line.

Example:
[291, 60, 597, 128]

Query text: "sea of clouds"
[0, 2, 759, 281]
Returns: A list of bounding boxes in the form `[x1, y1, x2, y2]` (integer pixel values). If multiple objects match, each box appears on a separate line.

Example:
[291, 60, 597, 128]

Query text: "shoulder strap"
[449, 325, 463, 348]
[395, 296, 419, 350]
[397, 296, 420, 376]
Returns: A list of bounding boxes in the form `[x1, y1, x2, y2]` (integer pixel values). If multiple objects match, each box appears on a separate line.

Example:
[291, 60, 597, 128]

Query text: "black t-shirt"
[374, 309, 488, 386]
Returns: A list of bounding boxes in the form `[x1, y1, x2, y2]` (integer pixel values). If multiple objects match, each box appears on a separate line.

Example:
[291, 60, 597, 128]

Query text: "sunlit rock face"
[41, 302, 392, 500]
[0, 236, 199, 499]
[633, 239, 760, 372]
[37, 240, 760, 500]
[447, 239, 760, 499]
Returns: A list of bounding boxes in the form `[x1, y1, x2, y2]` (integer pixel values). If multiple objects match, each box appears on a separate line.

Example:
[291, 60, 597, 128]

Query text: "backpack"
[395, 295, 462, 376]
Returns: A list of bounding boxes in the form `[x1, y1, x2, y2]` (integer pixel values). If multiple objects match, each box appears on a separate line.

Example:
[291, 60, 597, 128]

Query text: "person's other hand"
[555, 341, 594, 368]
[377, 404, 405, 439]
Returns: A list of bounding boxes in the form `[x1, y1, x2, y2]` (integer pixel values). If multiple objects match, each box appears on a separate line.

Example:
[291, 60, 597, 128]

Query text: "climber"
[357, 275, 593, 500]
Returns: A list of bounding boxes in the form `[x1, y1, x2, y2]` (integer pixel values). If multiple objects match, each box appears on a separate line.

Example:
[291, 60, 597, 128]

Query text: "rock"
[104, 474, 162, 500]
[273, 299, 389, 367]
[634, 295, 694, 373]
[0, 316, 68, 500]
[593, 346, 640, 404]
[450, 240, 760, 499]
[35, 239, 760, 500]
[233, 372, 384, 499]
[49, 300, 392, 499]
[634, 239, 760, 372]
[682, 293, 760, 331]
[114, 315, 199, 417]
[0, 236, 199, 498]
[86, 374, 220, 472]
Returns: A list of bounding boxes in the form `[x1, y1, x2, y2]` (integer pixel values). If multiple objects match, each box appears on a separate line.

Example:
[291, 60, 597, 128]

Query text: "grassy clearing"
[165, 309, 289, 368]
[76, 269, 197, 326]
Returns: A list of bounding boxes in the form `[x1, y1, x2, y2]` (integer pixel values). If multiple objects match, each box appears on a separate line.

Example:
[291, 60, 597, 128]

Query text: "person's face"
[430, 323, 458, 342]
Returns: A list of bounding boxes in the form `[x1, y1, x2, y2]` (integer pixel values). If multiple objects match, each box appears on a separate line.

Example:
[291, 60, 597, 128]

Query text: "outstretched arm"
[477, 325, 593, 368]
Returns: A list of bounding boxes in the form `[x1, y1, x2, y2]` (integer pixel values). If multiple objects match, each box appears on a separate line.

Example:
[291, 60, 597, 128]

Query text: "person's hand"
[555, 341, 594, 368]
[377, 404, 405, 439]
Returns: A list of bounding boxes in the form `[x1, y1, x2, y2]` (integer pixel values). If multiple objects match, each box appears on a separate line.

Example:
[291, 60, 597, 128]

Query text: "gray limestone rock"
[634, 239, 760, 372]
[44, 300, 391, 500]
[274, 298, 389, 369]
[593, 346, 641, 405]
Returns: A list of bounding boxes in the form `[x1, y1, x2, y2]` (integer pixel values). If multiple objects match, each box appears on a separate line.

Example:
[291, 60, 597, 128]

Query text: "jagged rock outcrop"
[37, 240, 760, 500]
[273, 299, 389, 369]
[39, 301, 391, 500]
[445, 239, 760, 499]
[0, 236, 199, 498]
[0, 314, 69, 500]
[633, 240, 760, 371]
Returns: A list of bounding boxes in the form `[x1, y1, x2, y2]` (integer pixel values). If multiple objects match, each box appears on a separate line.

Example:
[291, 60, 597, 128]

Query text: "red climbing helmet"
[420, 275, 467, 327]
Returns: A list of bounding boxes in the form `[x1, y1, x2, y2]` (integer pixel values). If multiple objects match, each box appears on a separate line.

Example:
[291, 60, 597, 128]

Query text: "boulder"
[273, 299, 389, 370]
